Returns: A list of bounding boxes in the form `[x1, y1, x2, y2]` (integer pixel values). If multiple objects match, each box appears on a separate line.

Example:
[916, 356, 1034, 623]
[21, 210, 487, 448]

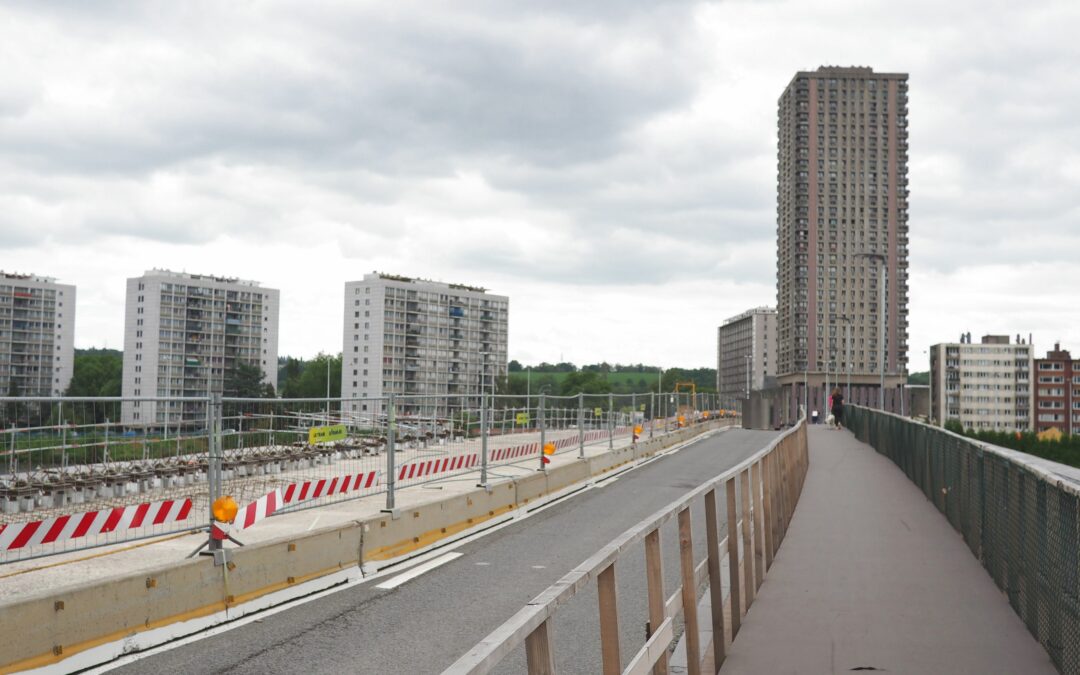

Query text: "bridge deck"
[719, 426, 1056, 674]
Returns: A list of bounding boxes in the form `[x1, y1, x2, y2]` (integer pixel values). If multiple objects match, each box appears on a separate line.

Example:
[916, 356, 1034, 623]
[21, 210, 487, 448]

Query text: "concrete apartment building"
[0, 272, 75, 397]
[342, 273, 508, 417]
[1034, 343, 1079, 435]
[929, 334, 1033, 432]
[121, 270, 280, 428]
[775, 66, 910, 418]
[717, 307, 776, 410]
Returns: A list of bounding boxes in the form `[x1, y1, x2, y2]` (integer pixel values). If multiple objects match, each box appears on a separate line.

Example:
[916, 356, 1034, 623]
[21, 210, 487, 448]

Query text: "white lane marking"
[531, 565, 545, 569]
[475, 561, 491, 566]
[375, 552, 463, 590]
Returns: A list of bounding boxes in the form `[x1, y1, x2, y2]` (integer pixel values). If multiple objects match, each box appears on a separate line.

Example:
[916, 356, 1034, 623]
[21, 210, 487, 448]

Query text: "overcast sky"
[2, 0, 1078, 371]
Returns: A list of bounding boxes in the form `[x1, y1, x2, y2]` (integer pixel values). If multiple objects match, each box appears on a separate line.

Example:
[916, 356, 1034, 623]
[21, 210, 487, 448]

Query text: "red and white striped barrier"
[281, 471, 381, 506]
[212, 489, 281, 540]
[398, 455, 477, 481]
[0, 498, 193, 553]
[490, 443, 538, 462]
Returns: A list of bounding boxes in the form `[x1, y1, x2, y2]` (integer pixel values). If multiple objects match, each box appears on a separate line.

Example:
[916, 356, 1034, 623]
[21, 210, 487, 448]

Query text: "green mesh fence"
[847, 405, 1080, 673]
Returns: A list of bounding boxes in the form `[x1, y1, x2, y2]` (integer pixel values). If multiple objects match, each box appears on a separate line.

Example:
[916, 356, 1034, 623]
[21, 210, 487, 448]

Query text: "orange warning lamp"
[212, 496, 239, 523]
[543, 442, 556, 456]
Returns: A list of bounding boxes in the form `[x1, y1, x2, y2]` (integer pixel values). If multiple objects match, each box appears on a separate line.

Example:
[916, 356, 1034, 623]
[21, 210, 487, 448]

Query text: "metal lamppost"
[839, 315, 853, 402]
[857, 253, 887, 410]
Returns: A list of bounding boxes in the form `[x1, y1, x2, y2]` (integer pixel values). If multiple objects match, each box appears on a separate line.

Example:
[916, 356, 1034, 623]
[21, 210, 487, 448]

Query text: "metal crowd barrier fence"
[448, 414, 808, 675]
[0, 396, 211, 562]
[0, 391, 729, 563]
[846, 405, 1080, 673]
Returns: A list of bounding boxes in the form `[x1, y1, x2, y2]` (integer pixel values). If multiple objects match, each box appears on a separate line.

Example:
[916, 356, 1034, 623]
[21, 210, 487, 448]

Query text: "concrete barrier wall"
[0, 421, 728, 673]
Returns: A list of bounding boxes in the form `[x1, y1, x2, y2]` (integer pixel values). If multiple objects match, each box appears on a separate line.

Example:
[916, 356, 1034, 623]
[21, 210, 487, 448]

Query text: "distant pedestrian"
[830, 387, 844, 430]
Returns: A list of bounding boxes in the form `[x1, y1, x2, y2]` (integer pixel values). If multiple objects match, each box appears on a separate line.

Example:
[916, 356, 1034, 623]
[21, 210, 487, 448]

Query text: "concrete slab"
[719, 426, 1056, 675]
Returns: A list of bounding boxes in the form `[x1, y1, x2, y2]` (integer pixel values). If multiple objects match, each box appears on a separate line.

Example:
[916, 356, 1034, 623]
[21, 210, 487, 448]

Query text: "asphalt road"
[114, 428, 779, 675]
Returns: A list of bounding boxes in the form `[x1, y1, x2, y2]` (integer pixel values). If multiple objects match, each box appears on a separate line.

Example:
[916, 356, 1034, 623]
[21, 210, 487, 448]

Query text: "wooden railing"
[445, 417, 809, 675]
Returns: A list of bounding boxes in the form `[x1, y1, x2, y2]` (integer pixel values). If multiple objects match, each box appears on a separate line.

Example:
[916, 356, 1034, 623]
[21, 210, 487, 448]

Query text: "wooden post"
[726, 477, 742, 637]
[763, 453, 775, 569]
[752, 461, 765, 589]
[741, 469, 755, 607]
[704, 488, 726, 668]
[598, 563, 621, 675]
[678, 507, 701, 675]
[525, 618, 557, 675]
[644, 529, 669, 675]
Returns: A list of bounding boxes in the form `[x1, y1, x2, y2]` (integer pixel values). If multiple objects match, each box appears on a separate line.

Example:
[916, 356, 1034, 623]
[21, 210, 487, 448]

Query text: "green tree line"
[945, 420, 1080, 469]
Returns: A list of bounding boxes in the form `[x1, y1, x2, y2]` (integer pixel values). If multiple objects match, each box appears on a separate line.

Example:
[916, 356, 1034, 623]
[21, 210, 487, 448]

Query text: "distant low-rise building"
[0, 272, 76, 397]
[1034, 342, 1078, 436]
[930, 334, 1033, 432]
[717, 307, 776, 410]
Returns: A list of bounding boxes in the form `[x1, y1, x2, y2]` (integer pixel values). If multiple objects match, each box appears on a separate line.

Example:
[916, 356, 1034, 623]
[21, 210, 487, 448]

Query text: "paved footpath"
[719, 426, 1056, 675]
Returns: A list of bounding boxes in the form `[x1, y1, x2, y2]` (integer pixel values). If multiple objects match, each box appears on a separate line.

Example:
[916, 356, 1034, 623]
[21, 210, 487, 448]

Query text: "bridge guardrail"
[446, 415, 807, 675]
[847, 405, 1080, 673]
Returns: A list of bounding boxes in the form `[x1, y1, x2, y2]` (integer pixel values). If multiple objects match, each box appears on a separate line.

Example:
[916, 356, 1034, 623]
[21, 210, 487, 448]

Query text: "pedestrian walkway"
[718, 426, 1056, 674]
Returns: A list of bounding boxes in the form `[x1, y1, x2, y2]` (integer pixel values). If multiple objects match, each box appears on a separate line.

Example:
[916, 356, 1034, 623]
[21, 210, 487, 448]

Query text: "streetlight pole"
[840, 315, 852, 402]
[744, 354, 751, 418]
[858, 253, 888, 411]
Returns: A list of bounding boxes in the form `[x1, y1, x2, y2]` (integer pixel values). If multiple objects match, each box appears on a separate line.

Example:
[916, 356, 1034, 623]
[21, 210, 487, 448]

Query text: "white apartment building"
[717, 307, 777, 410]
[0, 272, 75, 397]
[342, 273, 508, 416]
[121, 270, 279, 428]
[929, 334, 1033, 431]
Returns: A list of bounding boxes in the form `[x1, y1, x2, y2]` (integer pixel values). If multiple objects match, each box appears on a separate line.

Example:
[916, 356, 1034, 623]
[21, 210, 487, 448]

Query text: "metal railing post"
[385, 394, 397, 511]
[479, 391, 489, 487]
[608, 393, 614, 450]
[578, 393, 585, 459]
[649, 391, 655, 439]
[538, 393, 546, 471]
[208, 394, 223, 553]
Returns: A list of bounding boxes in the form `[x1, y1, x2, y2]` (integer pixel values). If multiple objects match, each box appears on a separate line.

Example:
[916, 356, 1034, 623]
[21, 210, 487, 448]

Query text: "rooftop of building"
[782, 66, 908, 97]
[933, 333, 1035, 348]
[357, 272, 498, 296]
[137, 269, 263, 288]
[1039, 342, 1073, 361]
[0, 271, 60, 284]
[723, 306, 777, 326]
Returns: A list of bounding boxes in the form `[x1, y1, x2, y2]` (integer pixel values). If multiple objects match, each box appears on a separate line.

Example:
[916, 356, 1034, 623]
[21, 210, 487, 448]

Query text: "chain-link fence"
[846, 405, 1080, 672]
[0, 391, 727, 563]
